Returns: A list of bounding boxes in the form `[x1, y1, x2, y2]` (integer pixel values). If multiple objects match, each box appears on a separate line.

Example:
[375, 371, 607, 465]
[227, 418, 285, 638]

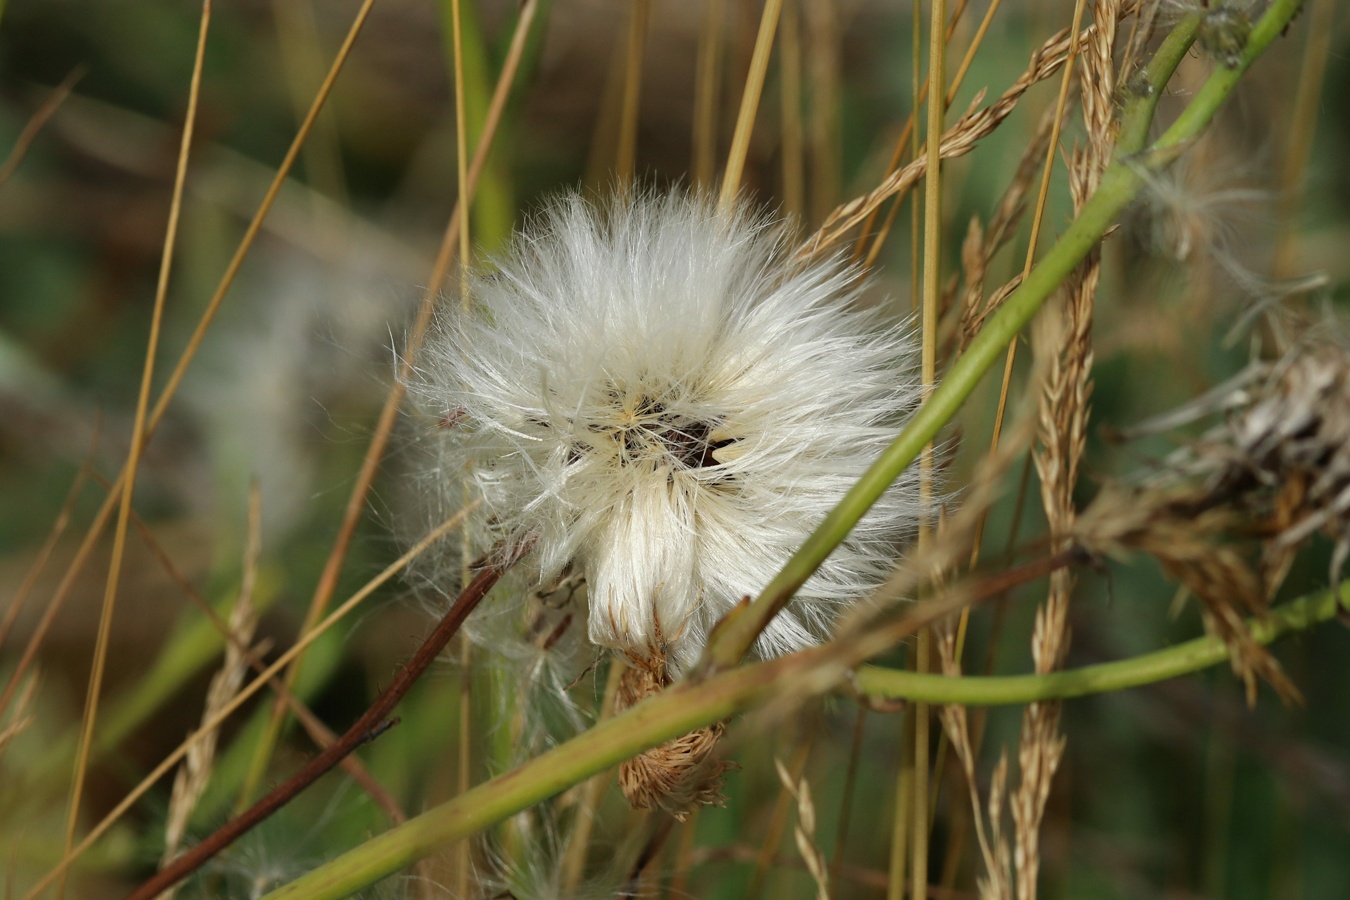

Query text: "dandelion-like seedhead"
[413, 190, 923, 673]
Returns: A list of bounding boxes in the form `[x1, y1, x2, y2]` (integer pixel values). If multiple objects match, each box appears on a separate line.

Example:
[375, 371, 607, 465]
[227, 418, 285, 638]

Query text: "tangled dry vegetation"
[1, 1, 1348, 898]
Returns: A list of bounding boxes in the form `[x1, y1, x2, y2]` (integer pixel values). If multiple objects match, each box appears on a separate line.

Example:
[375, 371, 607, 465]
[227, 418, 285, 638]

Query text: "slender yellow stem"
[1271, 0, 1334, 282]
[861, 0, 993, 268]
[887, 703, 914, 900]
[0, 66, 83, 193]
[559, 661, 624, 890]
[720, 0, 784, 210]
[449, 2, 475, 895]
[912, 0, 948, 893]
[59, 8, 209, 896]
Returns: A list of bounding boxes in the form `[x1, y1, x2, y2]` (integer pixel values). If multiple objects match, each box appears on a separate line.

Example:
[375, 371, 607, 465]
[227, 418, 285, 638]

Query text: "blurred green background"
[1, 1, 1349, 897]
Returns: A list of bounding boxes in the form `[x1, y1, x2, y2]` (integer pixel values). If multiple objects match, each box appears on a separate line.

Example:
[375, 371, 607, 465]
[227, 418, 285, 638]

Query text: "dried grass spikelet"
[1080, 329, 1350, 703]
[614, 646, 729, 821]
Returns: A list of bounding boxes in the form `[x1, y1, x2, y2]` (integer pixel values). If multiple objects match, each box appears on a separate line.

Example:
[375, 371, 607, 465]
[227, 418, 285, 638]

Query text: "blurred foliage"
[1, 1, 1349, 898]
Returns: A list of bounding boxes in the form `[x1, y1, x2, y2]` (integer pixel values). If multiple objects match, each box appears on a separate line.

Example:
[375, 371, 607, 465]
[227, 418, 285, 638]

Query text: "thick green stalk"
[702, 0, 1303, 671]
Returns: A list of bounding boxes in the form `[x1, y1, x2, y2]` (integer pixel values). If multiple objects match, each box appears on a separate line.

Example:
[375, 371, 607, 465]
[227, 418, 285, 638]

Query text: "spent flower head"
[413, 190, 923, 673]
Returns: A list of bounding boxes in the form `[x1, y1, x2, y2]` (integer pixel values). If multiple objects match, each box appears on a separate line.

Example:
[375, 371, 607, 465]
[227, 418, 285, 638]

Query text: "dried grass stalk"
[774, 756, 830, 900]
[1013, 3, 1120, 896]
[159, 499, 263, 889]
[937, 633, 1012, 900]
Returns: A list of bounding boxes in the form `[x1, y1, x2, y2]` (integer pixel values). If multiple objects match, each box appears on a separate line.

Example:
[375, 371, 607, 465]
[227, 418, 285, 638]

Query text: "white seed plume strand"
[417, 191, 923, 672]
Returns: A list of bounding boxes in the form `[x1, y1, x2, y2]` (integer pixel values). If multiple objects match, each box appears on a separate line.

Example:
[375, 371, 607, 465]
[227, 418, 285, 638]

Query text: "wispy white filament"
[415, 191, 924, 672]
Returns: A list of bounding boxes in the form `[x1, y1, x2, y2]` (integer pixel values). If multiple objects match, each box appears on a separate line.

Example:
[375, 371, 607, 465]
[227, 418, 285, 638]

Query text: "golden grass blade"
[985, 0, 1092, 472]
[719, 0, 784, 210]
[449, 6, 474, 896]
[778, 0, 804, 219]
[0, 665, 38, 766]
[803, 0, 840, 224]
[58, 5, 209, 893]
[855, 0, 979, 267]
[1271, 0, 1335, 282]
[810, 4, 1136, 257]
[558, 660, 625, 891]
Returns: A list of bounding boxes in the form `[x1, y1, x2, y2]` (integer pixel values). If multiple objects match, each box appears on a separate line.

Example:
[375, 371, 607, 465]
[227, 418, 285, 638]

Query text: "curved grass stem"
[854, 583, 1348, 705]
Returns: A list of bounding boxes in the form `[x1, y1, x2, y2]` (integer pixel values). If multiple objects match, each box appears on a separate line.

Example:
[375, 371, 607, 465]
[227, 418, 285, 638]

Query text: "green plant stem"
[854, 583, 1349, 704]
[702, 0, 1301, 673]
[262, 582, 1345, 900]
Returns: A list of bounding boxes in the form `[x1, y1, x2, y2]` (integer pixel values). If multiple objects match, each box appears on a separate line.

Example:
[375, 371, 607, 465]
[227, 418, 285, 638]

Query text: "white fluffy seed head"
[413, 190, 924, 673]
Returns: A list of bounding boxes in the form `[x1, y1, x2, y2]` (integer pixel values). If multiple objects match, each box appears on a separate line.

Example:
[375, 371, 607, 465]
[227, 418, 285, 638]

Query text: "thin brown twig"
[827, 708, 867, 894]
[691, 0, 724, 188]
[802, 0, 840, 223]
[779, 0, 805, 219]
[616, 0, 650, 185]
[0, 667, 38, 767]
[124, 544, 524, 900]
[719, 0, 784, 210]
[666, 805, 702, 899]
[0, 65, 85, 193]
[621, 814, 678, 896]
[854, 0, 977, 267]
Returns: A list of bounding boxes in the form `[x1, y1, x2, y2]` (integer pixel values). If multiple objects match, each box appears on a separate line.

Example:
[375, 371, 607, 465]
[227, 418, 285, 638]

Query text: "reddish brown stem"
[125, 555, 516, 900]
